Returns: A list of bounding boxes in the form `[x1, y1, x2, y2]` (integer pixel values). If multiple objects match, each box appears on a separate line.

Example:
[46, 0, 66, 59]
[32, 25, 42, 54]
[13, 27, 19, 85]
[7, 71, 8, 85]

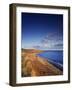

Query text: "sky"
[21, 12, 63, 50]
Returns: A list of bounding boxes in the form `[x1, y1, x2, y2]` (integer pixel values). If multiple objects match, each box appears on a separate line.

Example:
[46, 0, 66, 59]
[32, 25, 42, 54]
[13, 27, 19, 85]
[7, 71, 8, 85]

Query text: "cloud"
[54, 43, 63, 47]
[33, 45, 41, 49]
[33, 33, 63, 50]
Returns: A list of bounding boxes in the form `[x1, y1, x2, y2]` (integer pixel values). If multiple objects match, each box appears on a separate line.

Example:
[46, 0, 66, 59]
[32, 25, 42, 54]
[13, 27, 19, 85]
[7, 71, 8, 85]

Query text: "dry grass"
[21, 49, 63, 77]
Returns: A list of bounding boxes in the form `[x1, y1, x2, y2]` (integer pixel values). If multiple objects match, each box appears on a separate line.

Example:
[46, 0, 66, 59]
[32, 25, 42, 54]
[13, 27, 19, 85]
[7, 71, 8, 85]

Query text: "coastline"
[21, 49, 63, 77]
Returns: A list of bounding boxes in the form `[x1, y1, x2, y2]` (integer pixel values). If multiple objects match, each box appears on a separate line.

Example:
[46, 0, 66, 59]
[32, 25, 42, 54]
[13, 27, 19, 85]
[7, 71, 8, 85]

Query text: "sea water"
[37, 51, 63, 71]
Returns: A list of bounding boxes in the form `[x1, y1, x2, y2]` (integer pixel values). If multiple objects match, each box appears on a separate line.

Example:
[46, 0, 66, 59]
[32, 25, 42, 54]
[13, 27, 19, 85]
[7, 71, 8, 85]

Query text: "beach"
[21, 49, 63, 77]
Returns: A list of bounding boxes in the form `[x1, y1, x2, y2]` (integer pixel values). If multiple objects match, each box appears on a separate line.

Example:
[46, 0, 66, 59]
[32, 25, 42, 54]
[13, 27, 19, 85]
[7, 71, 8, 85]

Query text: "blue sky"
[21, 13, 63, 50]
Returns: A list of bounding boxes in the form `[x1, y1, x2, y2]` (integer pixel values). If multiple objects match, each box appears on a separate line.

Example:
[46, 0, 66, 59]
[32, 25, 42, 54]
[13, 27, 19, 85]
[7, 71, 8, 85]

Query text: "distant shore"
[21, 49, 63, 77]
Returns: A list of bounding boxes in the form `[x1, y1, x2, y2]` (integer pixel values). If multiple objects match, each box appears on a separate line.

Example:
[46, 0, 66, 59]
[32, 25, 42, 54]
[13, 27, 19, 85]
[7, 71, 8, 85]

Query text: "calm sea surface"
[37, 51, 63, 71]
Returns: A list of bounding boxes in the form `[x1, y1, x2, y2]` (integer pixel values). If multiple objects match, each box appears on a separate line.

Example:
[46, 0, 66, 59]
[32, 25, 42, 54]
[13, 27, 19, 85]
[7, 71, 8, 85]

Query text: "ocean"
[37, 51, 63, 71]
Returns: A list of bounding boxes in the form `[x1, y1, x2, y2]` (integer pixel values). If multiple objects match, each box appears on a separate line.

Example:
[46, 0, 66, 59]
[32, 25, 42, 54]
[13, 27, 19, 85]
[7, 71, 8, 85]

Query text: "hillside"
[21, 49, 62, 77]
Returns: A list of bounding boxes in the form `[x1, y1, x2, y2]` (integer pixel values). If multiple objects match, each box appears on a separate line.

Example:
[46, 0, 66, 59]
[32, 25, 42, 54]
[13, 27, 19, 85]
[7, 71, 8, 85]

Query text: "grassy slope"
[21, 49, 62, 77]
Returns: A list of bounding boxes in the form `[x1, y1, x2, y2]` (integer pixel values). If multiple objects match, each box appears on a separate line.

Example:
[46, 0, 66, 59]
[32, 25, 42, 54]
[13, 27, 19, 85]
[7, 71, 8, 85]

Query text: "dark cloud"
[54, 43, 63, 47]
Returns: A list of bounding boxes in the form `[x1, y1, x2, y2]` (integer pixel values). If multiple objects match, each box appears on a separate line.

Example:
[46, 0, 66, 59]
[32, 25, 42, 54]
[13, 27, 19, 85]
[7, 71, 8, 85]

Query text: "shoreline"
[21, 49, 63, 77]
[37, 54, 63, 71]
